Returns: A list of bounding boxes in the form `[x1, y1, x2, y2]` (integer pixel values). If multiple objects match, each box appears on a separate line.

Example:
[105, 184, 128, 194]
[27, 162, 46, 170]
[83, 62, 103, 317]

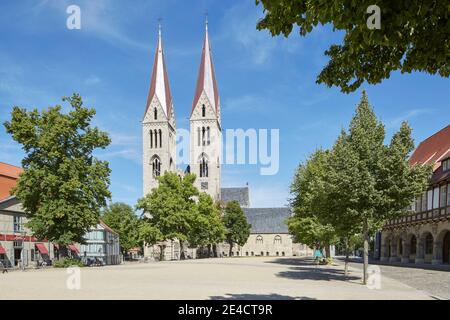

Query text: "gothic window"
[202, 104, 206, 117]
[274, 235, 282, 245]
[256, 235, 263, 245]
[149, 130, 153, 149]
[197, 127, 201, 146]
[425, 234, 433, 254]
[159, 129, 162, 147]
[207, 127, 210, 145]
[199, 155, 208, 178]
[154, 129, 158, 148]
[202, 127, 206, 146]
[151, 156, 161, 177]
[154, 107, 157, 120]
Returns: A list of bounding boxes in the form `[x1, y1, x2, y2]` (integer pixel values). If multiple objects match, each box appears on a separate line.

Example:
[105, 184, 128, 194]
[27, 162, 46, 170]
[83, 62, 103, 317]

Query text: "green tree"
[325, 91, 431, 283]
[101, 202, 141, 256]
[4, 94, 111, 255]
[189, 193, 226, 257]
[289, 149, 338, 258]
[256, 0, 449, 93]
[136, 172, 198, 260]
[223, 201, 251, 257]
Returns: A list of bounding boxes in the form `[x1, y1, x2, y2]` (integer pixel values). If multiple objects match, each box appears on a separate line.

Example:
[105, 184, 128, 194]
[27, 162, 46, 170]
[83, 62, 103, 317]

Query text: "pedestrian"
[0, 260, 8, 274]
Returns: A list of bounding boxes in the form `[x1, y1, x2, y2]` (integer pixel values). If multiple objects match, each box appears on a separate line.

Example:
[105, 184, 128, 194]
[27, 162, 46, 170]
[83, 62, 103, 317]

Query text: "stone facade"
[190, 91, 221, 201]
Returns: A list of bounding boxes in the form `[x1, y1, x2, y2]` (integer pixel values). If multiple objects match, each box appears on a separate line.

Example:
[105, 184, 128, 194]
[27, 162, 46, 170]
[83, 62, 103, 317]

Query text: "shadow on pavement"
[276, 266, 359, 282]
[209, 293, 316, 300]
[265, 257, 317, 267]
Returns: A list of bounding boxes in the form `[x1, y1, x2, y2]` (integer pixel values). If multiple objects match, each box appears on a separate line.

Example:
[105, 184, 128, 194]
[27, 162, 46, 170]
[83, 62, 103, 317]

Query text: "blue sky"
[0, 0, 449, 208]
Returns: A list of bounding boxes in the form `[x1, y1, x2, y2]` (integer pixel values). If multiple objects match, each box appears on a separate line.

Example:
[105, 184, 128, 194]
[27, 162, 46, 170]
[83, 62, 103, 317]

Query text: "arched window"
[410, 236, 417, 254]
[149, 130, 153, 149]
[274, 235, 282, 245]
[197, 127, 201, 146]
[282, 252, 285, 256]
[202, 127, 206, 146]
[256, 235, 263, 245]
[276, 252, 279, 256]
[154, 107, 157, 120]
[245, 252, 248, 256]
[202, 104, 206, 117]
[425, 233, 433, 254]
[266, 251, 269, 256]
[199, 154, 208, 178]
[154, 129, 158, 148]
[159, 129, 162, 147]
[207, 127, 210, 145]
[251, 252, 254, 256]
[260, 251, 264, 256]
[151, 156, 161, 177]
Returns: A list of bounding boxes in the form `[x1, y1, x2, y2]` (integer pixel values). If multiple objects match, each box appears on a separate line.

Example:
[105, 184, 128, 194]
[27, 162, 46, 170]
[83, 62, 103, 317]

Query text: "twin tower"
[142, 23, 222, 201]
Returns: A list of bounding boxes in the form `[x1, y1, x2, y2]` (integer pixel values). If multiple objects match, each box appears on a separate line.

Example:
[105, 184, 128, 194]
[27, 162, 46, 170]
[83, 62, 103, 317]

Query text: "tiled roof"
[243, 207, 292, 234]
[0, 162, 22, 179]
[221, 187, 249, 207]
[99, 220, 119, 236]
[191, 23, 220, 116]
[409, 125, 450, 184]
[144, 26, 173, 119]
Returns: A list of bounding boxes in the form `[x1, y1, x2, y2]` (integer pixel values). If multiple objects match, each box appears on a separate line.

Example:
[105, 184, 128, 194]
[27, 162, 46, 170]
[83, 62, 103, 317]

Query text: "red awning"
[68, 245, 79, 254]
[0, 244, 6, 254]
[35, 243, 49, 255]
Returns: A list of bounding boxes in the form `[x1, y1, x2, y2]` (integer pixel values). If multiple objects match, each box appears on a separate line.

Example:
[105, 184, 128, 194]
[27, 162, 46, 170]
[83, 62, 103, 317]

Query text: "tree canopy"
[256, 0, 450, 93]
[223, 200, 251, 256]
[4, 94, 111, 248]
[289, 91, 432, 283]
[137, 172, 199, 259]
[101, 202, 141, 254]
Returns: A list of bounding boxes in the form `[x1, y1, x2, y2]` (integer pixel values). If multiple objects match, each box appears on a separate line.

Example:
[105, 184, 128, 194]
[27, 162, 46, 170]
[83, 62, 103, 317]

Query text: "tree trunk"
[159, 244, 165, 261]
[324, 242, 330, 260]
[363, 221, 369, 285]
[207, 244, 211, 258]
[212, 244, 217, 258]
[180, 241, 185, 260]
[344, 237, 349, 277]
[228, 241, 233, 257]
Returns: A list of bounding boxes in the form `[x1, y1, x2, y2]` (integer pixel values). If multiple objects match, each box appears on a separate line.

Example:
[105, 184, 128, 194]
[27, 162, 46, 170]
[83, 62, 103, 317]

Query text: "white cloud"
[386, 108, 433, 128]
[218, 2, 300, 66]
[84, 75, 101, 86]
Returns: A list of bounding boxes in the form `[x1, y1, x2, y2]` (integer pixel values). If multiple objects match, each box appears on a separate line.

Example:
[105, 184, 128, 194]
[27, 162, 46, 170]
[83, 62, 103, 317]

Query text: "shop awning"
[68, 245, 80, 254]
[0, 244, 6, 254]
[35, 243, 49, 255]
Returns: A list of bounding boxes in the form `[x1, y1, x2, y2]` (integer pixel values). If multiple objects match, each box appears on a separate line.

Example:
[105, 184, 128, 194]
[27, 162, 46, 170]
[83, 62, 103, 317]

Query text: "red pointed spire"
[192, 19, 220, 116]
[144, 24, 173, 119]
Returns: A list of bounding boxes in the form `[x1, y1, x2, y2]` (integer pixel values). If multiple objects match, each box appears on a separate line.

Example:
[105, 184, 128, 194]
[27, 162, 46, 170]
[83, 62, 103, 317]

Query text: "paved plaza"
[0, 257, 443, 300]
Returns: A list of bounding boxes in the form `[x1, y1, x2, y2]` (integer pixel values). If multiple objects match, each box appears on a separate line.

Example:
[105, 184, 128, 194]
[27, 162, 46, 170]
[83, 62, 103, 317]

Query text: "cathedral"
[142, 22, 311, 260]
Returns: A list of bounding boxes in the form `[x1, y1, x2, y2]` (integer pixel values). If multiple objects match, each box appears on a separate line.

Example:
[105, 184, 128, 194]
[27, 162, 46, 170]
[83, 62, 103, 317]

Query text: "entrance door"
[14, 248, 22, 266]
[443, 232, 450, 264]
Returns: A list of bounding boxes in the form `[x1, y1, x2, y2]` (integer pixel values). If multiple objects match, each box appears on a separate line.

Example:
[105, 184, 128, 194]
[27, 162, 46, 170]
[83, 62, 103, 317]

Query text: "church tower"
[143, 25, 177, 195]
[190, 21, 222, 201]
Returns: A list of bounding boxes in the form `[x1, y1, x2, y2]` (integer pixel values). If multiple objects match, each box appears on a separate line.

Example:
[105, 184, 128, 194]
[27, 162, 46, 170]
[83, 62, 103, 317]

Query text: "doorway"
[14, 248, 22, 266]
[443, 231, 450, 264]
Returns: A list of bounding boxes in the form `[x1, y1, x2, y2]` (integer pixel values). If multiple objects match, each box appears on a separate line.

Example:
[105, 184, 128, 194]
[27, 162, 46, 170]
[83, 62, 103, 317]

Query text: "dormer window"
[443, 158, 450, 172]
